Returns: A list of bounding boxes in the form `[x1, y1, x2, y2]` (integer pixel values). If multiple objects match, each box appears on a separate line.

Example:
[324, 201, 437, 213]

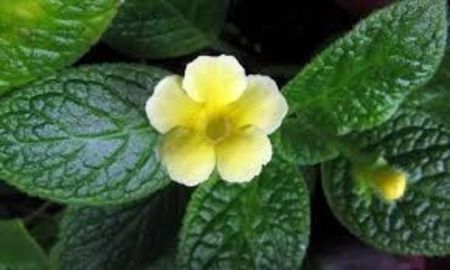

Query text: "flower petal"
[146, 75, 201, 133]
[160, 127, 215, 186]
[229, 75, 288, 134]
[182, 55, 247, 106]
[216, 126, 272, 183]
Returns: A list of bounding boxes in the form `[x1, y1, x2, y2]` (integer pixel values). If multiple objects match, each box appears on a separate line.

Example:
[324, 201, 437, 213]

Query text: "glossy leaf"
[0, 64, 170, 205]
[284, 0, 447, 135]
[0, 0, 118, 95]
[178, 156, 310, 269]
[0, 220, 49, 270]
[322, 108, 450, 255]
[104, 0, 226, 59]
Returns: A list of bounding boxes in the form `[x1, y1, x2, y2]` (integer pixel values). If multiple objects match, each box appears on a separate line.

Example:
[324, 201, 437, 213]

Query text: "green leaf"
[51, 185, 189, 270]
[178, 156, 310, 269]
[283, 0, 447, 135]
[322, 108, 450, 255]
[0, 220, 49, 270]
[409, 46, 450, 127]
[272, 117, 340, 165]
[0, 0, 118, 95]
[0, 64, 170, 205]
[103, 0, 227, 59]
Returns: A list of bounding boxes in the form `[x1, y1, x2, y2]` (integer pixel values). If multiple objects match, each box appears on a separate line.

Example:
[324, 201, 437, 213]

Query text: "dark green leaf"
[51, 185, 189, 270]
[409, 46, 450, 127]
[0, 0, 118, 95]
[178, 156, 310, 269]
[322, 108, 450, 255]
[284, 0, 447, 135]
[104, 0, 227, 59]
[0, 220, 49, 270]
[0, 64, 170, 205]
[272, 116, 340, 165]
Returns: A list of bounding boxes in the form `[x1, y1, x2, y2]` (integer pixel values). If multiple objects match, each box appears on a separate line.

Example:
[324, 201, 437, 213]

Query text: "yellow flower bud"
[370, 166, 407, 201]
[352, 157, 407, 201]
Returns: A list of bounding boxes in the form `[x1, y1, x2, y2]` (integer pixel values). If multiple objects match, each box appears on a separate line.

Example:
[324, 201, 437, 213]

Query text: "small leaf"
[51, 186, 189, 270]
[0, 64, 170, 205]
[272, 116, 340, 165]
[284, 0, 447, 135]
[104, 0, 227, 59]
[0, 0, 118, 95]
[178, 156, 310, 269]
[322, 108, 450, 255]
[0, 220, 49, 270]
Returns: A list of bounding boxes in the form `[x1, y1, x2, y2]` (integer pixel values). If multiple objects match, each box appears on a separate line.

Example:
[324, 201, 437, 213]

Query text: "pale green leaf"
[0, 0, 118, 95]
[0, 220, 49, 270]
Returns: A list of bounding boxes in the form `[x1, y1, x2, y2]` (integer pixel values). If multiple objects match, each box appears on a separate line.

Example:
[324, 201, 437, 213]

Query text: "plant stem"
[24, 202, 53, 225]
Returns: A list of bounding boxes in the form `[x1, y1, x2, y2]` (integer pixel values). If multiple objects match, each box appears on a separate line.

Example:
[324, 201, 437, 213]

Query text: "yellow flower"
[146, 55, 288, 186]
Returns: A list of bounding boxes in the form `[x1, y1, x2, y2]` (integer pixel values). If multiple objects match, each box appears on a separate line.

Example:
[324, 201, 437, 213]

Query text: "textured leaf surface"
[0, 220, 49, 270]
[178, 157, 310, 269]
[0, 0, 118, 95]
[322, 108, 450, 255]
[104, 0, 226, 59]
[284, 0, 447, 135]
[272, 117, 340, 165]
[51, 186, 188, 270]
[409, 46, 450, 127]
[0, 64, 170, 205]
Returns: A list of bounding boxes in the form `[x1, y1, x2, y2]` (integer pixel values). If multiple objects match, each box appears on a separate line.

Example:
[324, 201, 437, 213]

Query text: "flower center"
[205, 116, 230, 142]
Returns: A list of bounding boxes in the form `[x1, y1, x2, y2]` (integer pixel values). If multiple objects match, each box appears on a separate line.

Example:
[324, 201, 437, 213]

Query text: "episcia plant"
[0, 0, 449, 269]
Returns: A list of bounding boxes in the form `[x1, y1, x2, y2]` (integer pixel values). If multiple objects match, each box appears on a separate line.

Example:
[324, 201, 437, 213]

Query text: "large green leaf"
[0, 64, 170, 205]
[283, 0, 447, 135]
[322, 108, 450, 255]
[0, 0, 118, 95]
[103, 0, 226, 59]
[51, 186, 188, 270]
[0, 220, 49, 270]
[178, 156, 310, 269]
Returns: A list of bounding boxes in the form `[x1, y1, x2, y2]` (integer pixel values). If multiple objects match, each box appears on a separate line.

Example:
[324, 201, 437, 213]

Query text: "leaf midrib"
[6, 125, 153, 145]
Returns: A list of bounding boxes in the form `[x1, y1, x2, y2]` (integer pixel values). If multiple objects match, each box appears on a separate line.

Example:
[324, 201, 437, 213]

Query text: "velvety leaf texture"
[322, 108, 450, 255]
[284, 0, 447, 135]
[0, 220, 49, 270]
[0, 64, 170, 205]
[178, 157, 310, 269]
[104, 0, 226, 59]
[0, 0, 118, 95]
[51, 186, 188, 270]
[409, 45, 450, 127]
[272, 116, 340, 165]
